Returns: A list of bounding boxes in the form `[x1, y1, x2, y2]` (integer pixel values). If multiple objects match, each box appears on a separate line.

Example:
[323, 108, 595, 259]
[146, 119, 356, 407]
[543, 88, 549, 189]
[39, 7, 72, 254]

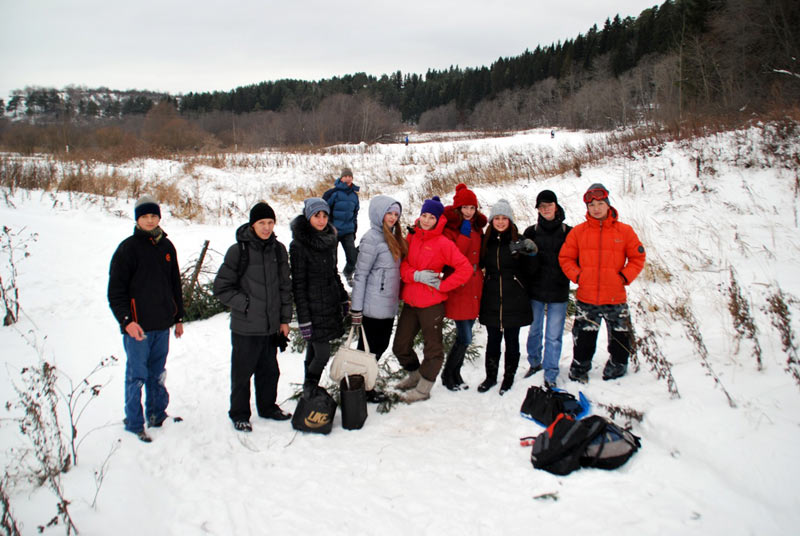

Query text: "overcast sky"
[1, 0, 660, 101]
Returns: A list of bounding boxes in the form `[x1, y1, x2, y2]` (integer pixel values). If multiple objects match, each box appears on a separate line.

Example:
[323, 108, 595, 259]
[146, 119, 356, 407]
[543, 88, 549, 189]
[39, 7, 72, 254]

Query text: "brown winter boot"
[403, 377, 434, 403]
[396, 370, 421, 391]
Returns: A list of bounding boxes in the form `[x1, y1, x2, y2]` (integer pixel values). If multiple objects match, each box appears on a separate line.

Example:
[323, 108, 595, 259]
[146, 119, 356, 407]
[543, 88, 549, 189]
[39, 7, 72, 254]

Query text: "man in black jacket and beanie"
[214, 201, 293, 432]
[523, 189, 572, 389]
[108, 195, 185, 443]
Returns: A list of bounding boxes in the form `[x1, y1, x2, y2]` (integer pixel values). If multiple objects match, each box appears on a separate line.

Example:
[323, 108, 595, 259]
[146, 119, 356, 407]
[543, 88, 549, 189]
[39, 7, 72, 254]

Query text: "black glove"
[510, 239, 537, 256]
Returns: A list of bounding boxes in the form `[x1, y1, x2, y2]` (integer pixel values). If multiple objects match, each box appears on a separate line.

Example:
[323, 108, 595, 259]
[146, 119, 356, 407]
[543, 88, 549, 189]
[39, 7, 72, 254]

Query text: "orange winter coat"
[558, 207, 645, 305]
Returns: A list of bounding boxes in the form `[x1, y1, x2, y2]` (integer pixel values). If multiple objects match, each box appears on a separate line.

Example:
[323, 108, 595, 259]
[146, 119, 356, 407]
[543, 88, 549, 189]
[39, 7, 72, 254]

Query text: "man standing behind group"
[323, 167, 360, 285]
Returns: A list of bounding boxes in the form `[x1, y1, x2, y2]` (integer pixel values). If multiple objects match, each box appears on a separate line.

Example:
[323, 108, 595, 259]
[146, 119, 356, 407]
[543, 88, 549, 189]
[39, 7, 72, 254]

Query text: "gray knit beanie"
[303, 197, 330, 220]
[134, 195, 161, 220]
[489, 199, 514, 222]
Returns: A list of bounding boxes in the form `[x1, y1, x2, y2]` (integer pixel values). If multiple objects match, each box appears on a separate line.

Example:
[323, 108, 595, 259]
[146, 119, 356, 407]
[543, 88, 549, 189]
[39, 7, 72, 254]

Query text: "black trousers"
[570, 301, 633, 373]
[357, 316, 395, 361]
[229, 333, 280, 422]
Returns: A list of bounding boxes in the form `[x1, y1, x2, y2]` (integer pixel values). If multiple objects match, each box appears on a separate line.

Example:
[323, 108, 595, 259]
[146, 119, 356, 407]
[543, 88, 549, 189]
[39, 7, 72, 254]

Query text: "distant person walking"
[559, 183, 646, 383]
[290, 198, 349, 399]
[477, 199, 537, 395]
[214, 201, 293, 433]
[440, 183, 487, 391]
[323, 167, 360, 285]
[349, 195, 408, 402]
[108, 195, 185, 443]
[523, 190, 572, 389]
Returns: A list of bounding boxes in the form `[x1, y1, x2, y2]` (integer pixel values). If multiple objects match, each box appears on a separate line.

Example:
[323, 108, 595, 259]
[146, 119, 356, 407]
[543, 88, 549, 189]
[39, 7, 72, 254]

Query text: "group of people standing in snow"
[108, 166, 646, 439]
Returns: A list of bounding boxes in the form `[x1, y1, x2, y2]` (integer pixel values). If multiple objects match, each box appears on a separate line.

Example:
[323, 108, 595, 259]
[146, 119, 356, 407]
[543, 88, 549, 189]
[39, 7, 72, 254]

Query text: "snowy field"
[2, 126, 800, 535]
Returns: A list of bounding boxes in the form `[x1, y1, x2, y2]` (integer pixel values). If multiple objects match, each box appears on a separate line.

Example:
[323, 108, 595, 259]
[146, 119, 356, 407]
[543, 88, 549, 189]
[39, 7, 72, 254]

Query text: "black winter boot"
[499, 352, 520, 395]
[451, 343, 469, 390]
[442, 344, 469, 391]
[440, 344, 458, 390]
[477, 353, 500, 393]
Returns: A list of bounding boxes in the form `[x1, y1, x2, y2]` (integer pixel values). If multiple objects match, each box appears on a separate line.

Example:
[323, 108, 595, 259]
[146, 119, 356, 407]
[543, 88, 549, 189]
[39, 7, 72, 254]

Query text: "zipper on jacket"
[596, 222, 604, 304]
[497, 237, 503, 331]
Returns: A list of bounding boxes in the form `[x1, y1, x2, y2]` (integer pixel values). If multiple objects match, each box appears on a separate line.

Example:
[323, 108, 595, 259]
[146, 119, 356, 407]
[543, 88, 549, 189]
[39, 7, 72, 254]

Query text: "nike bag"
[339, 374, 368, 430]
[292, 387, 337, 435]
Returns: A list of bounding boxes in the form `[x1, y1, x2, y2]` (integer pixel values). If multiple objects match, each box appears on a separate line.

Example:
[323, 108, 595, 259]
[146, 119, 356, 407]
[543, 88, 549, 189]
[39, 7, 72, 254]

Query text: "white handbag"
[329, 325, 378, 391]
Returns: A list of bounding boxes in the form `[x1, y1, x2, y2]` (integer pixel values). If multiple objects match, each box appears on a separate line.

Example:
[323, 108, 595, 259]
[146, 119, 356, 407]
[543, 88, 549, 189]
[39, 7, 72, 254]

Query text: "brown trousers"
[391, 303, 445, 382]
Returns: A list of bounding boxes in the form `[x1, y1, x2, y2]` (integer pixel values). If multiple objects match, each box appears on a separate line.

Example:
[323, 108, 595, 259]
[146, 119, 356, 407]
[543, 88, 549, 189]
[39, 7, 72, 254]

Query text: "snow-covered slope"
[1, 126, 799, 535]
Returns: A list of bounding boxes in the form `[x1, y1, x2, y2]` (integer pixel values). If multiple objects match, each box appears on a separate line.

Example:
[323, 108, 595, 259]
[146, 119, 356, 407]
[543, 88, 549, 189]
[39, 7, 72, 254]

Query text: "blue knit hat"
[420, 196, 444, 221]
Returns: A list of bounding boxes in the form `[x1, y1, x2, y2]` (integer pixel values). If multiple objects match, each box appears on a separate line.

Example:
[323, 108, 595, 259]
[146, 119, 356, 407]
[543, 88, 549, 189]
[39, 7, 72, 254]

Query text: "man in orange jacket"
[558, 183, 646, 382]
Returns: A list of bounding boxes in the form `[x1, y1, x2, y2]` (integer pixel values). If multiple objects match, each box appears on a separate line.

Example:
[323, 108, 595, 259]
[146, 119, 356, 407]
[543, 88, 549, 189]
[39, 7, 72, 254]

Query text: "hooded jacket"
[399, 215, 472, 309]
[213, 223, 292, 336]
[558, 206, 646, 305]
[108, 226, 185, 333]
[523, 205, 572, 303]
[290, 214, 348, 342]
[441, 204, 487, 320]
[350, 195, 403, 319]
[322, 178, 360, 236]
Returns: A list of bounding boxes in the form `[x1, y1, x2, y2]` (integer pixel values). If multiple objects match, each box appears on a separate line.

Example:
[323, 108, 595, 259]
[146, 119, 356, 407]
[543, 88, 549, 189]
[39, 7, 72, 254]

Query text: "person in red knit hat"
[439, 183, 487, 390]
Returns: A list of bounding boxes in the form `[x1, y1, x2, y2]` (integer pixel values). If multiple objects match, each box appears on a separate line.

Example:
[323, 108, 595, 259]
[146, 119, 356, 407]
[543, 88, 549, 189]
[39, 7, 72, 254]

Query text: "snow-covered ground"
[2, 126, 800, 535]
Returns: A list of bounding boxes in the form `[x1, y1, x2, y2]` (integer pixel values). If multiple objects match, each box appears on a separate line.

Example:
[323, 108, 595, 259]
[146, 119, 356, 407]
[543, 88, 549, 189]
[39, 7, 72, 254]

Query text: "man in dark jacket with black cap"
[523, 190, 572, 389]
[108, 195, 185, 443]
[214, 201, 293, 432]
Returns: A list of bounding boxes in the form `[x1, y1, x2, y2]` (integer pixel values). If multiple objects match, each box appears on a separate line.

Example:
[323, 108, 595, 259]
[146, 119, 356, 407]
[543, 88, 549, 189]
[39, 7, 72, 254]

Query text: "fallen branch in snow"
[596, 402, 644, 425]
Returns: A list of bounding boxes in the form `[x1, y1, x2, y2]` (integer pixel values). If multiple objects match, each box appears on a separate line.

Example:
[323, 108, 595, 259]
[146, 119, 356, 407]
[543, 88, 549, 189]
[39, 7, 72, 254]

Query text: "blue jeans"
[526, 300, 568, 383]
[123, 329, 170, 432]
[454, 319, 475, 346]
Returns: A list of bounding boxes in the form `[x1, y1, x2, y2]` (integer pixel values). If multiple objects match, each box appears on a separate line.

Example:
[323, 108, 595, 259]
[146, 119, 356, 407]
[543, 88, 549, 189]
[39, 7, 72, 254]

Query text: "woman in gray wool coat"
[349, 195, 408, 402]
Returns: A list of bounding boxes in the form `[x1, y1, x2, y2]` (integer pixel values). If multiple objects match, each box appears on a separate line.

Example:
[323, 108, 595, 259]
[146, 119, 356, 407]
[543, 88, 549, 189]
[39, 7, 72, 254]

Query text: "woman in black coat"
[478, 199, 537, 395]
[290, 197, 349, 398]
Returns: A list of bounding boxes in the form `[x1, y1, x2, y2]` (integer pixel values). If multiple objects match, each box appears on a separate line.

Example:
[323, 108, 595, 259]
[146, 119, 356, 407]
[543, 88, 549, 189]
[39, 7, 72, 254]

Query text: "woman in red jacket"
[558, 183, 646, 383]
[440, 183, 487, 391]
[392, 196, 472, 403]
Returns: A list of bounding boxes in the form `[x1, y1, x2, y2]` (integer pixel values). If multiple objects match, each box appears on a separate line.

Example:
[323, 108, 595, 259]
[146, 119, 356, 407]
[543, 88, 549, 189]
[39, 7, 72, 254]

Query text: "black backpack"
[525, 414, 641, 475]
[520, 386, 590, 427]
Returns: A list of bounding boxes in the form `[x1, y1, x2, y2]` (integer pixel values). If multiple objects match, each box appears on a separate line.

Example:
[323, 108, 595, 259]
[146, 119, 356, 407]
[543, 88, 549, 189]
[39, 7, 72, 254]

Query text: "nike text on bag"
[292, 388, 337, 435]
[339, 375, 368, 430]
[520, 386, 590, 427]
[329, 325, 378, 391]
